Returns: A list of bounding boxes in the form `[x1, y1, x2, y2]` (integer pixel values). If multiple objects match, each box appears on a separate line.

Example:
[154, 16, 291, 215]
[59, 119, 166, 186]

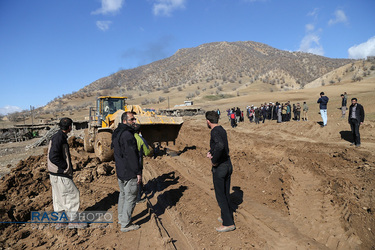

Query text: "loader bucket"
[135, 115, 183, 145]
[110, 110, 183, 145]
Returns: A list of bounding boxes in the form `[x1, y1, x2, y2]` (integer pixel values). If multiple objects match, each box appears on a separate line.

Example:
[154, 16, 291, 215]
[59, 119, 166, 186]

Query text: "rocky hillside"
[8, 41, 362, 121]
[80, 41, 354, 95]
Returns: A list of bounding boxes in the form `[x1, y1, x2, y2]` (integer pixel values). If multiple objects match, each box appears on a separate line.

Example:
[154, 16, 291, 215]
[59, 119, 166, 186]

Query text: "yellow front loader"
[84, 96, 183, 162]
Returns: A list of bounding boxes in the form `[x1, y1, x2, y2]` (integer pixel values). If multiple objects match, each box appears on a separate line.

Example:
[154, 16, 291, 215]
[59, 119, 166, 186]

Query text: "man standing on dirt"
[348, 98, 365, 147]
[296, 103, 301, 121]
[205, 111, 236, 232]
[341, 94, 347, 118]
[112, 112, 142, 232]
[287, 101, 291, 121]
[235, 107, 241, 123]
[303, 102, 308, 121]
[48, 117, 86, 229]
[317, 92, 329, 127]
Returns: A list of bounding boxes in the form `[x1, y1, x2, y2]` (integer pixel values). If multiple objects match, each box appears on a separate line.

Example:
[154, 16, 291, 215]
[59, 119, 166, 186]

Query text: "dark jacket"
[317, 96, 329, 109]
[261, 107, 267, 117]
[48, 130, 73, 178]
[254, 109, 261, 118]
[112, 123, 141, 181]
[342, 97, 347, 107]
[235, 108, 241, 116]
[348, 103, 365, 123]
[209, 126, 230, 166]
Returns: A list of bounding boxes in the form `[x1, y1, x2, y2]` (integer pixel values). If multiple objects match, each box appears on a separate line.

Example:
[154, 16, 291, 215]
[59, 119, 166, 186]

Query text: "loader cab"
[97, 96, 127, 127]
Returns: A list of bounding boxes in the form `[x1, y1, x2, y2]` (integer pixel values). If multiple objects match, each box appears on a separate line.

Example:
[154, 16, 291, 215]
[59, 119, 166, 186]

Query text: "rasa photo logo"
[30, 211, 113, 224]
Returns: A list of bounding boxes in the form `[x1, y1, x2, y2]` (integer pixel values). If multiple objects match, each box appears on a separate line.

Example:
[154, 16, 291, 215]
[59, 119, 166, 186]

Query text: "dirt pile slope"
[0, 116, 374, 249]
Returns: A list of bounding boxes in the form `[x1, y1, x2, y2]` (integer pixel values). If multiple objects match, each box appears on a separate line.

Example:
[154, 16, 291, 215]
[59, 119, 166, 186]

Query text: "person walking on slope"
[348, 98, 365, 147]
[205, 111, 236, 232]
[112, 112, 142, 232]
[317, 92, 329, 127]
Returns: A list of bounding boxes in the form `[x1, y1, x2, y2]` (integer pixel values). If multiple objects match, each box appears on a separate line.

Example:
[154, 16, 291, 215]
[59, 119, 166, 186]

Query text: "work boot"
[121, 224, 140, 232]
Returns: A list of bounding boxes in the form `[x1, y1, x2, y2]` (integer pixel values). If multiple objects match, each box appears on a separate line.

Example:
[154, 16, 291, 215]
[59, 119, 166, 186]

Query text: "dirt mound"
[0, 155, 50, 226]
[0, 116, 374, 249]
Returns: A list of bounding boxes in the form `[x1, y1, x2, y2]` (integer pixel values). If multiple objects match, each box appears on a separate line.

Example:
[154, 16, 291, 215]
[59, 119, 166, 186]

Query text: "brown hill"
[80, 41, 353, 94]
[4, 41, 364, 123]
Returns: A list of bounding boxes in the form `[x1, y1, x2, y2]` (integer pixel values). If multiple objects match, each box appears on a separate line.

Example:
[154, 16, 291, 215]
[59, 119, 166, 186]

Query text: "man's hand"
[207, 152, 213, 159]
[137, 175, 142, 185]
[207, 152, 218, 167]
[360, 122, 363, 125]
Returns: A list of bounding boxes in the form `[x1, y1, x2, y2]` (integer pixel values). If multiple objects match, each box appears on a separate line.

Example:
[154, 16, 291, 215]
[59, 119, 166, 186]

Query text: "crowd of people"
[219, 91, 365, 147]
[223, 101, 309, 128]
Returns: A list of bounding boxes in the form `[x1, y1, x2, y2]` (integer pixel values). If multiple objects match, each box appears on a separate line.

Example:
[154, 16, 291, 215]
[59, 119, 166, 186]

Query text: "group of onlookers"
[225, 107, 244, 128]
[220, 91, 365, 148]
[224, 101, 309, 127]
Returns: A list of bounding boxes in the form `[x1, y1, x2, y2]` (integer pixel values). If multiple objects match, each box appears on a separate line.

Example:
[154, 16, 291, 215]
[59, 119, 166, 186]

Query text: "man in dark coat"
[206, 111, 235, 232]
[348, 98, 365, 147]
[112, 112, 142, 232]
[235, 107, 241, 123]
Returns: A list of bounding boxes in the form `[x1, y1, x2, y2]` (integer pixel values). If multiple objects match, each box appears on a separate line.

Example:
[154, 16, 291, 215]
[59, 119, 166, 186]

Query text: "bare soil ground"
[0, 76, 375, 249]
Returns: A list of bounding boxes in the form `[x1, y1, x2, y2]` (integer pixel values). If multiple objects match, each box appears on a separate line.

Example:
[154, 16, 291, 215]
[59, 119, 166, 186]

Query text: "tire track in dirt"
[142, 161, 198, 249]
[286, 164, 362, 249]
[236, 199, 328, 249]
[172, 119, 373, 249]
[181, 153, 334, 249]
[143, 154, 263, 248]
[155, 148, 329, 249]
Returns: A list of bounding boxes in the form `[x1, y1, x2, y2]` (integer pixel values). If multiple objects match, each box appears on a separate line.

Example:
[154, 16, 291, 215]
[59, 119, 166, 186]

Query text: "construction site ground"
[0, 112, 374, 249]
[1, 75, 375, 249]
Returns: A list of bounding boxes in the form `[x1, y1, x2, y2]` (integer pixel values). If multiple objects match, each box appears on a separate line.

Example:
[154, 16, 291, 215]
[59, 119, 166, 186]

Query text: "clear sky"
[1, 0, 374, 115]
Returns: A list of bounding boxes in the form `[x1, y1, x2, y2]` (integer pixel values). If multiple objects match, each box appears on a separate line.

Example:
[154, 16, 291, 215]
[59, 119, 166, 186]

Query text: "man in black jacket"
[317, 92, 329, 127]
[48, 117, 86, 229]
[348, 98, 365, 147]
[206, 111, 235, 232]
[112, 112, 141, 232]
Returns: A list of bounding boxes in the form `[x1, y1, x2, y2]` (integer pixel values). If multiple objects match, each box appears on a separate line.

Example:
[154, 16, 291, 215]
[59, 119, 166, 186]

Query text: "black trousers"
[296, 111, 301, 121]
[212, 161, 234, 226]
[349, 118, 361, 145]
[230, 118, 236, 127]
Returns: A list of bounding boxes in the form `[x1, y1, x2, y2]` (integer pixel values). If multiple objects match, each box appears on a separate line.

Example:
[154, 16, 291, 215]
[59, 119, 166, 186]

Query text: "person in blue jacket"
[317, 92, 329, 127]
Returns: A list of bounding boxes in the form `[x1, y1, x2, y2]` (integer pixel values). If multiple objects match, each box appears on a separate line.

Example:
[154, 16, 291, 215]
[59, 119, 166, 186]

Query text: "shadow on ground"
[231, 186, 243, 212]
[340, 130, 353, 143]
